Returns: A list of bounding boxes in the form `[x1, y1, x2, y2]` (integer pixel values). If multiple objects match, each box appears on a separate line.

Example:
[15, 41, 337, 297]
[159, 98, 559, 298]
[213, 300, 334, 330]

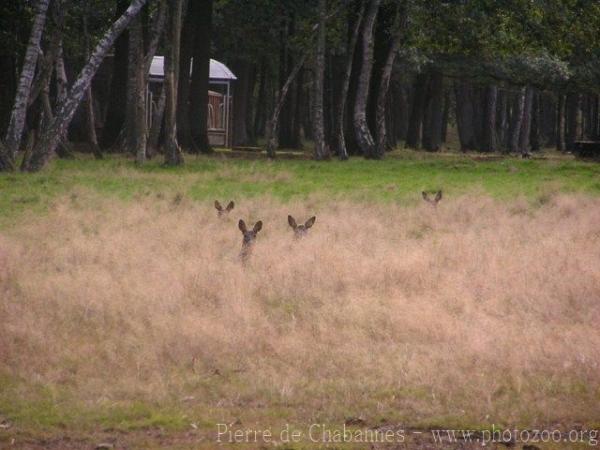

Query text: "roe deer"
[288, 215, 316, 238]
[422, 190, 442, 206]
[238, 219, 263, 261]
[215, 200, 235, 217]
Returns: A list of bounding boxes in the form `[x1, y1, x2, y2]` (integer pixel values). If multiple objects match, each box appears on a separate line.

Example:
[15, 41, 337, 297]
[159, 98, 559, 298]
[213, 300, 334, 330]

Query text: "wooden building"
[148, 56, 237, 147]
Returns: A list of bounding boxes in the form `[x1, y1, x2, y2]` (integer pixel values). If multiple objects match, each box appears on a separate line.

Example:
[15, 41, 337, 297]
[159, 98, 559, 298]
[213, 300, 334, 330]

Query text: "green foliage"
[406, 0, 600, 90]
[60, 0, 115, 60]
[486, 52, 571, 87]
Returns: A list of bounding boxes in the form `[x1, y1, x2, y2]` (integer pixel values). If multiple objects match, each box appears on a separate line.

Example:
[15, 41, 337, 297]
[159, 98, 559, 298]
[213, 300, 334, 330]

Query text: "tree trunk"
[82, 1, 102, 159]
[441, 88, 450, 143]
[147, 85, 166, 157]
[130, 15, 147, 164]
[291, 67, 304, 148]
[422, 71, 444, 152]
[20, 126, 38, 172]
[518, 86, 533, 156]
[83, 88, 102, 159]
[471, 86, 484, 149]
[265, 54, 307, 158]
[246, 64, 257, 145]
[496, 88, 508, 150]
[140, 0, 166, 159]
[335, 0, 365, 160]
[29, 0, 73, 160]
[99, 0, 129, 149]
[454, 80, 476, 151]
[565, 92, 581, 152]
[264, 6, 339, 157]
[163, 0, 184, 165]
[1, 0, 50, 171]
[55, 42, 68, 105]
[53, 42, 75, 159]
[509, 87, 526, 154]
[374, 0, 405, 158]
[302, 69, 313, 140]
[406, 73, 428, 149]
[253, 58, 268, 138]
[23, 0, 149, 172]
[530, 91, 541, 152]
[394, 82, 409, 142]
[344, 1, 364, 156]
[353, 0, 381, 157]
[538, 93, 554, 147]
[144, 0, 166, 76]
[312, 0, 329, 160]
[232, 60, 250, 146]
[176, 0, 193, 149]
[28, 0, 63, 111]
[324, 53, 336, 151]
[278, 15, 296, 149]
[189, 0, 212, 153]
[480, 85, 497, 152]
[556, 93, 565, 151]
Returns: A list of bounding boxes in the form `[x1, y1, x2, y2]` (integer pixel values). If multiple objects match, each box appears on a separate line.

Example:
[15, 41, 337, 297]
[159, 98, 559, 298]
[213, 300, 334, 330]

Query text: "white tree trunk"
[264, 5, 342, 158]
[375, 0, 406, 158]
[130, 16, 147, 164]
[312, 0, 328, 160]
[24, 0, 150, 172]
[335, 0, 365, 160]
[163, 0, 185, 166]
[55, 42, 68, 105]
[353, 0, 381, 157]
[1, 0, 50, 170]
[265, 54, 307, 158]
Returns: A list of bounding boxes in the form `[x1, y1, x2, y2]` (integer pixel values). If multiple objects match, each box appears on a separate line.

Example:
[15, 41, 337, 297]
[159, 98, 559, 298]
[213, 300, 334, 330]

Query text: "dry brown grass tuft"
[1, 193, 600, 426]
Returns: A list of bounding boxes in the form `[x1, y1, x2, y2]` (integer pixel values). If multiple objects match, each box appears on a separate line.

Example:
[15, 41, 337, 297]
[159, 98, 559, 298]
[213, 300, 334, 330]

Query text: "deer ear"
[288, 215, 297, 229]
[238, 219, 247, 233]
[215, 200, 223, 211]
[226, 201, 235, 211]
[435, 190, 442, 202]
[421, 191, 428, 201]
[304, 216, 316, 228]
[253, 221, 263, 233]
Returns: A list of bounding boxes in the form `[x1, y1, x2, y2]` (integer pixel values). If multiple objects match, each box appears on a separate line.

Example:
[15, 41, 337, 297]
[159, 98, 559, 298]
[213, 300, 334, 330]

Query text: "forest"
[1, 1, 600, 449]
[0, 0, 599, 169]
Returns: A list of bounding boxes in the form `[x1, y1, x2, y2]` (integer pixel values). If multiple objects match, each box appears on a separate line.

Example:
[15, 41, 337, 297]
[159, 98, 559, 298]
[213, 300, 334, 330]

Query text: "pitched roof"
[149, 56, 237, 81]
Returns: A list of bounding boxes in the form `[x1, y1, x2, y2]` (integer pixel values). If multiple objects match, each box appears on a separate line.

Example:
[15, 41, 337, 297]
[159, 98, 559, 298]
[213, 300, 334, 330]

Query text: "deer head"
[422, 190, 442, 206]
[238, 219, 263, 261]
[288, 215, 316, 238]
[215, 200, 235, 217]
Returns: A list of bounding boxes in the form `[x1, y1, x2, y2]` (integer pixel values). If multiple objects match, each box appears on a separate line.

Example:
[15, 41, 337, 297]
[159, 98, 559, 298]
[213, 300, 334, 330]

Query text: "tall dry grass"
[1, 192, 600, 426]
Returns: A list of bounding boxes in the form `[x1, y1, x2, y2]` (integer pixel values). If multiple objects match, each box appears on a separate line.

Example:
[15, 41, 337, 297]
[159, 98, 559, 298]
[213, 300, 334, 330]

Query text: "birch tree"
[335, 0, 365, 160]
[374, 0, 406, 158]
[23, 0, 150, 172]
[163, 0, 185, 166]
[353, 0, 380, 157]
[130, 15, 147, 164]
[1, 0, 50, 171]
[312, 0, 329, 160]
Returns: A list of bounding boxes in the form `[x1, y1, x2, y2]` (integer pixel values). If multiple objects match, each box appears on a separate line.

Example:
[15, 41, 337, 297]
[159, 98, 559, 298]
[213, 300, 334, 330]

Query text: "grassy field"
[1, 151, 600, 449]
[2, 150, 600, 227]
